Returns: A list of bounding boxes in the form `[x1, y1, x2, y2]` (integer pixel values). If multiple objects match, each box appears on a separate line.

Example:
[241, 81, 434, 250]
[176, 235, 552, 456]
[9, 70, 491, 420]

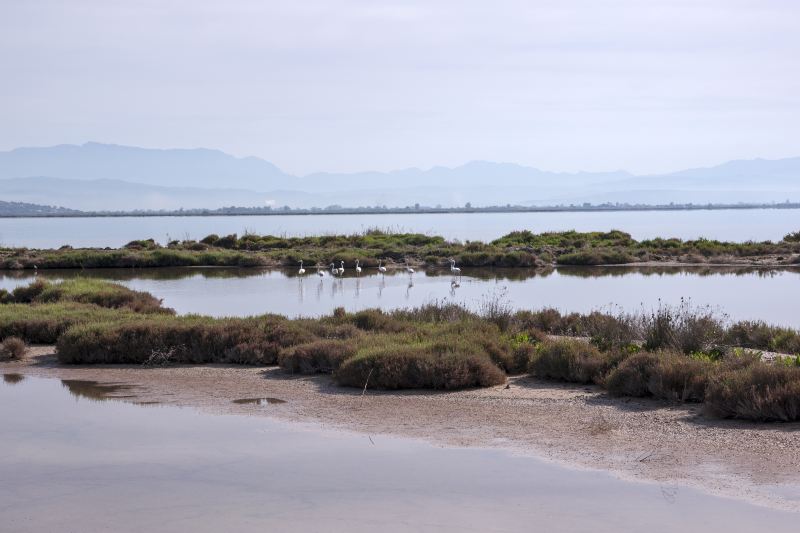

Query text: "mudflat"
[4, 346, 800, 512]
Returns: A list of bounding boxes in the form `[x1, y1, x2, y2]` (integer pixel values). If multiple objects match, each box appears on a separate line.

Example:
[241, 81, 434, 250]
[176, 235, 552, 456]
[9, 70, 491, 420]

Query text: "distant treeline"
[2, 200, 800, 218]
[0, 200, 81, 217]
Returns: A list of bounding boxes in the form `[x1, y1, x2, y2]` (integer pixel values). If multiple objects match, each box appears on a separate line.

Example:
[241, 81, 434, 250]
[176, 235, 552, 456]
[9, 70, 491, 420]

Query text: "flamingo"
[355, 259, 362, 275]
[298, 260, 306, 275]
[449, 258, 461, 277]
[329, 262, 337, 276]
[405, 260, 415, 275]
[377, 259, 387, 275]
[338, 260, 345, 276]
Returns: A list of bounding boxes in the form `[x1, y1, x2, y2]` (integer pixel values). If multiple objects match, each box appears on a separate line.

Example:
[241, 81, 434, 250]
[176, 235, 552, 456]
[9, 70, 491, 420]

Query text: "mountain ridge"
[1, 142, 799, 210]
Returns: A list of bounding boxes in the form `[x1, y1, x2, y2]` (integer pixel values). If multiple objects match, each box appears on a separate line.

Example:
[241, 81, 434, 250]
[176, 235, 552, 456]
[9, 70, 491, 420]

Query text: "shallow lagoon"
[2, 265, 799, 327]
[1, 375, 797, 532]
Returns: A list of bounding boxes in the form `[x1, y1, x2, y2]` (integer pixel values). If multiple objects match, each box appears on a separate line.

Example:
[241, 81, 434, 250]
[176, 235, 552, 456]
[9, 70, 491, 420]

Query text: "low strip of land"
[2, 229, 800, 269]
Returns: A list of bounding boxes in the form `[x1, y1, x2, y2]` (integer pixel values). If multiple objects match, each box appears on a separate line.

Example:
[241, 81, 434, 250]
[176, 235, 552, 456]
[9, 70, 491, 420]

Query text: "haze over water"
[1, 209, 797, 248]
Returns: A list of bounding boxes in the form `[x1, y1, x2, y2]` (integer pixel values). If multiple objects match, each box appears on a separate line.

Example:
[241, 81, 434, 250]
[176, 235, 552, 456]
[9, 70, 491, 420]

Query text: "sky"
[1, 0, 798, 175]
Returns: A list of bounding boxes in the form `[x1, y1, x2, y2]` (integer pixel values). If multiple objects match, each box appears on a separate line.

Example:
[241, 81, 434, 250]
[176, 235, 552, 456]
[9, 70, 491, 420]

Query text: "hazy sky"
[1, 0, 798, 175]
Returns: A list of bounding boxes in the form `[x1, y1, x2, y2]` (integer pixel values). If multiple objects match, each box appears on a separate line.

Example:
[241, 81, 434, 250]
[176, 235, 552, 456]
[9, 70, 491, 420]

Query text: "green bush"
[604, 352, 711, 402]
[55, 316, 313, 365]
[278, 339, 357, 374]
[335, 343, 506, 390]
[528, 339, 611, 384]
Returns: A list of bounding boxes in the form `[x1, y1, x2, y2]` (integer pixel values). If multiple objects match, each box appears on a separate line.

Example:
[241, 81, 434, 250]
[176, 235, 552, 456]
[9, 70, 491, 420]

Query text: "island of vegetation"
[2, 229, 800, 270]
[1, 278, 799, 422]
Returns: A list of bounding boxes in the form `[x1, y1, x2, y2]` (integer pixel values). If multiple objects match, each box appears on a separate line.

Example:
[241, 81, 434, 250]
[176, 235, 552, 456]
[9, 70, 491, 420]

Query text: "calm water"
[0, 375, 796, 532]
[3, 266, 799, 327]
[1, 208, 798, 248]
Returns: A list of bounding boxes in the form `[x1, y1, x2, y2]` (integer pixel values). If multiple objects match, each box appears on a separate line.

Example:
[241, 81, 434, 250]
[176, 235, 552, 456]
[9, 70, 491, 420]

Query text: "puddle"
[2, 373, 26, 385]
[60, 379, 139, 402]
[233, 397, 287, 405]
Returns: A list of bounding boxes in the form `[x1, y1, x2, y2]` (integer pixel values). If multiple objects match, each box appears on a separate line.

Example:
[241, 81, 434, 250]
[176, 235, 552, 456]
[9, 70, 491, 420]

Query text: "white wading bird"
[449, 258, 461, 277]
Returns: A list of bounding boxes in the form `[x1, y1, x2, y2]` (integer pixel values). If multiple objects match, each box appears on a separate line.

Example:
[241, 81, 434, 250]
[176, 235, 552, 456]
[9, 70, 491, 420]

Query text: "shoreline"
[1, 258, 799, 272]
[4, 346, 800, 513]
[3, 203, 800, 219]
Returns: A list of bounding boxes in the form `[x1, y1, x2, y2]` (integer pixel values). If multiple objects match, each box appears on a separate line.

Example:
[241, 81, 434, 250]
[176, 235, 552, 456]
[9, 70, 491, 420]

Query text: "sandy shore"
[3, 346, 800, 511]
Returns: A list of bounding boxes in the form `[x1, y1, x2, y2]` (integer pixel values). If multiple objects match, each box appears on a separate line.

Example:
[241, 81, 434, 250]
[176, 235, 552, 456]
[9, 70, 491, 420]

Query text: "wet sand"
[3, 346, 800, 512]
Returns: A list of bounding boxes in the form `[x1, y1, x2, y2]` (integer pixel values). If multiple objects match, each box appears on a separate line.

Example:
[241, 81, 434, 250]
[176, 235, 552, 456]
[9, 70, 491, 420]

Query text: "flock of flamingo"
[296, 259, 462, 280]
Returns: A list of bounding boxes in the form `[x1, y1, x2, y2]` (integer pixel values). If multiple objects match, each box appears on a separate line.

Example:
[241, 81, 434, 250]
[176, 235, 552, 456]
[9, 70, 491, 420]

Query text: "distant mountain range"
[0, 142, 799, 211]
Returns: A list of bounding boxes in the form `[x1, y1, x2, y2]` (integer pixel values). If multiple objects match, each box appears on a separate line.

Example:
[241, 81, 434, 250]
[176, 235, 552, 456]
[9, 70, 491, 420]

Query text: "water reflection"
[232, 397, 287, 406]
[2, 373, 25, 385]
[60, 379, 139, 402]
[1, 264, 797, 284]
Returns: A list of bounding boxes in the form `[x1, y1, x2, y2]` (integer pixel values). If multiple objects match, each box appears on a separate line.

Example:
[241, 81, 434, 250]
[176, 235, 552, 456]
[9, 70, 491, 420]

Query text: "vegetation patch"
[705, 364, 800, 422]
[0, 336, 26, 361]
[3, 228, 798, 271]
[3, 279, 800, 418]
[528, 339, 613, 384]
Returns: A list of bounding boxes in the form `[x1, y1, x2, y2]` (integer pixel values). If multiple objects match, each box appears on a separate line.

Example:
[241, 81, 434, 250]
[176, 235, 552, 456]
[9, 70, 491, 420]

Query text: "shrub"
[640, 300, 724, 354]
[705, 364, 800, 421]
[604, 352, 711, 402]
[55, 316, 312, 365]
[528, 339, 610, 384]
[335, 344, 505, 390]
[11, 279, 47, 303]
[556, 250, 636, 265]
[0, 336, 26, 360]
[783, 231, 800, 243]
[215, 234, 238, 248]
[725, 321, 800, 354]
[350, 309, 408, 332]
[278, 340, 357, 374]
[580, 311, 638, 351]
[512, 309, 566, 334]
[124, 239, 158, 250]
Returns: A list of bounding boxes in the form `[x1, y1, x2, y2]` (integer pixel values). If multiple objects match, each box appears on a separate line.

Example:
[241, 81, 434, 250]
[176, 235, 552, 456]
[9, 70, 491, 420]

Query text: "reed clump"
[0, 336, 26, 361]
